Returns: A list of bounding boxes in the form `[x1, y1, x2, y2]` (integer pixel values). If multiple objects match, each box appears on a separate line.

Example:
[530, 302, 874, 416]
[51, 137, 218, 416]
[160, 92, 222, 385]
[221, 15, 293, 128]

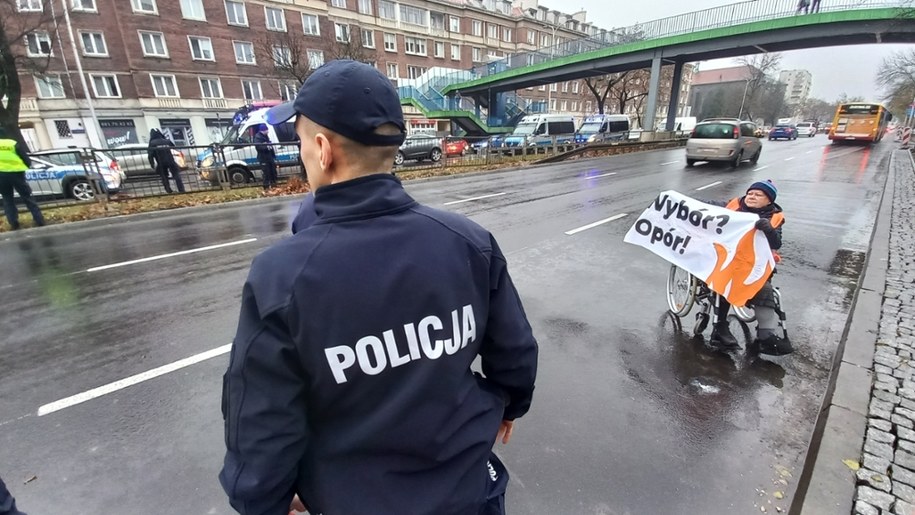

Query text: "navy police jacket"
[220, 174, 539, 515]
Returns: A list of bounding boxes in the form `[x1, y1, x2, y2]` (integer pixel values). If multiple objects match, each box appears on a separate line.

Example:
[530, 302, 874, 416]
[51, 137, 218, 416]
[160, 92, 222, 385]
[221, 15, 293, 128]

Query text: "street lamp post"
[737, 78, 750, 121]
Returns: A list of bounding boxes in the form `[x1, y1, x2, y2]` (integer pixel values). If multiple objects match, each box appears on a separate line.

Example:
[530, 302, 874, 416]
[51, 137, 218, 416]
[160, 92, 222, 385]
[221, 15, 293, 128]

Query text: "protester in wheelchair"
[704, 180, 793, 356]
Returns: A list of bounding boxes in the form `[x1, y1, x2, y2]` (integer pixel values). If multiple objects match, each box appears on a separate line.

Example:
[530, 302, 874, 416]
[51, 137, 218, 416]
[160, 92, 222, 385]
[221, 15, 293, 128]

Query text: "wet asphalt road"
[0, 136, 891, 514]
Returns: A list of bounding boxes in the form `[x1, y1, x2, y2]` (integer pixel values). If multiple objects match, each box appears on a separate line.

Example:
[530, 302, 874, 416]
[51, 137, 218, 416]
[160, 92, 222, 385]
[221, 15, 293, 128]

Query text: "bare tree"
[330, 30, 375, 64]
[259, 30, 320, 92]
[796, 97, 835, 122]
[0, 0, 59, 145]
[737, 53, 782, 120]
[581, 74, 627, 114]
[877, 50, 915, 115]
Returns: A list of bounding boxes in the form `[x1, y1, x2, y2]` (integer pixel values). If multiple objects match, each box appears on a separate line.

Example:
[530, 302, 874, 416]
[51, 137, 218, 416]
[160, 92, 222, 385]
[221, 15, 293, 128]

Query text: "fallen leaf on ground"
[843, 459, 861, 471]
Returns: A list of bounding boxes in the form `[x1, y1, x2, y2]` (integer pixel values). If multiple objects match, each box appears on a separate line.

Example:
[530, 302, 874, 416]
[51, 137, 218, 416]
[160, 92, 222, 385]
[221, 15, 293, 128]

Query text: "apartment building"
[13, 0, 608, 150]
[778, 69, 812, 107]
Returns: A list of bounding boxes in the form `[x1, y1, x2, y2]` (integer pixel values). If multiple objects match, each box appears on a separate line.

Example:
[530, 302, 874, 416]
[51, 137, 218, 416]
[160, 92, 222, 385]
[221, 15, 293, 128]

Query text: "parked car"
[471, 135, 504, 153]
[394, 134, 442, 165]
[443, 137, 469, 157]
[111, 143, 187, 179]
[768, 125, 798, 140]
[26, 149, 123, 201]
[795, 122, 817, 137]
[685, 119, 762, 168]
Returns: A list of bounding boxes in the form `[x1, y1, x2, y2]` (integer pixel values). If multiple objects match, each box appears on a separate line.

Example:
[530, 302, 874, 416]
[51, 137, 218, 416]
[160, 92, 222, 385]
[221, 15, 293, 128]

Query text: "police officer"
[0, 475, 27, 515]
[146, 129, 185, 194]
[220, 60, 539, 515]
[253, 124, 277, 190]
[0, 127, 45, 231]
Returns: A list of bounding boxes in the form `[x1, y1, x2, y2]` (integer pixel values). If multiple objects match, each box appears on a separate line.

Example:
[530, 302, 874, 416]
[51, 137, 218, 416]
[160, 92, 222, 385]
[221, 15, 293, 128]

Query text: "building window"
[335, 23, 350, 43]
[449, 16, 460, 33]
[561, 81, 568, 93]
[302, 14, 320, 36]
[538, 84, 545, 91]
[404, 36, 426, 56]
[151, 74, 179, 97]
[279, 82, 297, 101]
[272, 45, 291, 67]
[472, 47, 481, 62]
[434, 41, 444, 58]
[407, 65, 426, 79]
[361, 29, 375, 48]
[17, 0, 43, 12]
[527, 30, 536, 45]
[90, 74, 120, 98]
[471, 20, 482, 37]
[307, 49, 324, 69]
[199, 77, 223, 98]
[241, 79, 263, 100]
[430, 12, 444, 30]
[225, 0, 247, 26]
[540, 34, 551, 46]
[180, 0, 205, 20]
[79, 31, 107, 57]
[450, 44, 460, 60]
[571, 101, 577, 111]
[139, 31, 168, 57]
[233, 41, 255, 64]
[331, 0, 346, 7]
[487, 24, 498, 39]
[379, 0, 395, 20]
[72, 0, 96, 12]
[550, 98, 557, 111]
[400, 4, 426, 26]
[586, 101, 592, 112]
[265, 7, 286, 31]
[358, 0, 372, 14]
[386, 63, 398, 79]
[572, 81, 580, 93]
[55, 120, 73, 138]
[383, 32, 396, 52]
[131, 0, 157, 14]
[25, 32, 52, 57]
[549, 83, 557, 92]
[502, 27, 512, 43]
[34, 75, 64, 99]
[560, 100, 567, 111]
[189, 36, 214, 61]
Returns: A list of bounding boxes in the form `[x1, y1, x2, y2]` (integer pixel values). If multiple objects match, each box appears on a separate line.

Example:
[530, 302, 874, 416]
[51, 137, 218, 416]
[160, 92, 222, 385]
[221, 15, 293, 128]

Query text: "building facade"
[13, 0, 611, 150]
[778, 69, 812, 108]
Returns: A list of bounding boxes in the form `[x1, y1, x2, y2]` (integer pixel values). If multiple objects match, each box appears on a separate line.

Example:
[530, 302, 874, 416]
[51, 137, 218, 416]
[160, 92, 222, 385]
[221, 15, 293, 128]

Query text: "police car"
[26, 149, 123, 201]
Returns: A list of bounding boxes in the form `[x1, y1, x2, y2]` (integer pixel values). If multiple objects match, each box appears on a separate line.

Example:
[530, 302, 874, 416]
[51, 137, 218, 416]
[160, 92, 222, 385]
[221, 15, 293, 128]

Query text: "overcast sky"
[537, 0, 909, 102]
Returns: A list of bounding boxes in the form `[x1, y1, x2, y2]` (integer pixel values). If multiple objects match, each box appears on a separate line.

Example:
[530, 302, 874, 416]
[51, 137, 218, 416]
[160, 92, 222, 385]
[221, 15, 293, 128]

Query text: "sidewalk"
[853, 151, 915, 515]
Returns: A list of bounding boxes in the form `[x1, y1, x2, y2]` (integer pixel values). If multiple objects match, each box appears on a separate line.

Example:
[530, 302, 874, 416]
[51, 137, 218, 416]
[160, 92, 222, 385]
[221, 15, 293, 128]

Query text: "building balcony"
[203, 98, 228, 109]
[20, 97, 39, 112]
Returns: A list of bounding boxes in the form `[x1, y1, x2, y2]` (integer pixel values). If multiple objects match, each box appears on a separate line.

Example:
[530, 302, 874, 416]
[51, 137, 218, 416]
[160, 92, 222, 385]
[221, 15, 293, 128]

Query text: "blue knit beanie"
[748, 180, 777, 202]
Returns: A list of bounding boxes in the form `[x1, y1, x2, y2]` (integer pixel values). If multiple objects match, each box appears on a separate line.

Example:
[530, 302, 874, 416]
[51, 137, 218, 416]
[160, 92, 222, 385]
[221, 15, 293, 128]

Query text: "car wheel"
[751, 148, 761, 164]
[68, 178, 95, 201]
[394, 151, 405, 166]
[430, 148, 442, 162]
[228, 166, 250, 185]
[768, 137, 773, 141]
[731, 151, 743, 169]
[686, 158, 696, 168]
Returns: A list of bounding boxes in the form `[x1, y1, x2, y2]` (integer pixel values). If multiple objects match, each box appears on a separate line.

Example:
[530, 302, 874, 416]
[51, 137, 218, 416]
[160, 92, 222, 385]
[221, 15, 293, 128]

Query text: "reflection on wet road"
[0, 137, 890, 513]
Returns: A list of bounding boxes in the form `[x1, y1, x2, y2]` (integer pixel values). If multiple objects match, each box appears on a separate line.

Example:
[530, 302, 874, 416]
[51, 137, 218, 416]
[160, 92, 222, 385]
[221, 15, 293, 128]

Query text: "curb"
[2, 144, 681, 240]
[791, 150, 900, 514]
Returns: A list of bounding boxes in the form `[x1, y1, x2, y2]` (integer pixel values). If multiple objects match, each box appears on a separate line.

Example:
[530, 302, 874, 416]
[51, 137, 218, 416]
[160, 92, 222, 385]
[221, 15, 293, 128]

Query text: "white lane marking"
[806, 151, 813, 154]
[784, 157, 795, 161]
[661, 161, 679, 166]
[86, 238, 258, 272]
[443, 192, 507, 205]
[590, 172, 617, 178]
[755, 165, 770, 171]
[695, 181, 723, 191]
[565, 213, 628, 235]
[37, 344, 232, 416]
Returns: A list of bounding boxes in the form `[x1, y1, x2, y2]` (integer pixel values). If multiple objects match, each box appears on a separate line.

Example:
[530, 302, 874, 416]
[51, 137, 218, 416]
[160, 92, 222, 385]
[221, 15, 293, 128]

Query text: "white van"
[576, 114, 630, 143]
[504, 114, 576, 147]
[196, 103, 300, 185]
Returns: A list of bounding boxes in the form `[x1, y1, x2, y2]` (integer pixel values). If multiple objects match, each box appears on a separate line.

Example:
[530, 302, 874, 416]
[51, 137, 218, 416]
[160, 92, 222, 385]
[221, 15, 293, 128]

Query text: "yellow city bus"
[828, 103, 892, 143]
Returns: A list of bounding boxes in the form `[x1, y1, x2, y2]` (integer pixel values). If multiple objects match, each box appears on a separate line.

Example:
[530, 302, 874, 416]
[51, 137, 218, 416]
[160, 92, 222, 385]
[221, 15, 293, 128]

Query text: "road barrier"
[902, 127, 911, 149]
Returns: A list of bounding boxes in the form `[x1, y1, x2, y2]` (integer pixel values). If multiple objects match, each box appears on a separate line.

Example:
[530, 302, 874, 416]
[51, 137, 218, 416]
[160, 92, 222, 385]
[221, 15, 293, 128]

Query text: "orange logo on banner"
[706, 229, 774, 307]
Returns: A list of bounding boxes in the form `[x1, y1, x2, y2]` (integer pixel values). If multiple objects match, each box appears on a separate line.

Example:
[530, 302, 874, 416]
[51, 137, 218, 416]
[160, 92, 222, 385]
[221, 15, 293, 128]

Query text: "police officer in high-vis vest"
[704, 180, 792, 356]
[0, 127, 45, 230]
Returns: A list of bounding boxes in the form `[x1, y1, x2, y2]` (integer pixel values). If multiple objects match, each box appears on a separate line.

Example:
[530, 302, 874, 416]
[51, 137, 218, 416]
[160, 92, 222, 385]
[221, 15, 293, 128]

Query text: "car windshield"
[221, 125, 249, 144]
[578, 122, 603, 134]
[512, 123, 538, 136]
[691, 124, 736, 139]
[797, 123, 812, 127]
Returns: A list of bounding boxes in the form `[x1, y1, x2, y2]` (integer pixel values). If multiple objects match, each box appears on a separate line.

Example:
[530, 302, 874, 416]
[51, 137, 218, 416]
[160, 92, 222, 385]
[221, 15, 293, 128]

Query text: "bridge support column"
[487, 90, 506, 128]
[643, 56, 663, 132]
[664, 61, 684, 131]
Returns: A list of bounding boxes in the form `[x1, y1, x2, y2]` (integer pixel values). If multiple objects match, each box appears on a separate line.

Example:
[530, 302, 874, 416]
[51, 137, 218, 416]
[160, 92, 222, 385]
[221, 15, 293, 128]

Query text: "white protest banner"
[623, 190, 775, 306]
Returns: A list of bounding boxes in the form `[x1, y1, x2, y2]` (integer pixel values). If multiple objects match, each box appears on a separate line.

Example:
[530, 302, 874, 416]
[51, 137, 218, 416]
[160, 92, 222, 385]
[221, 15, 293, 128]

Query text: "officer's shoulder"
[247, 230, 327, 295]
[410, 204, 493, 252]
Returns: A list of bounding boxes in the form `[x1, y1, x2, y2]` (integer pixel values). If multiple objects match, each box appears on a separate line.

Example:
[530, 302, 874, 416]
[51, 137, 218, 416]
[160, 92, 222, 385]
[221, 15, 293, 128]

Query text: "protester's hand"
[755, 218, 773, 233]
[289, 494, 307, 514]
[496, 420, 514, 445]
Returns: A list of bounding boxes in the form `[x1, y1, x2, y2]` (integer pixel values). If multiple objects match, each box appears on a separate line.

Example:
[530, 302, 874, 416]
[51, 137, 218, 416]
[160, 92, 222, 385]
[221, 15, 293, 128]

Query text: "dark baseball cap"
[265, 59, 406, 147]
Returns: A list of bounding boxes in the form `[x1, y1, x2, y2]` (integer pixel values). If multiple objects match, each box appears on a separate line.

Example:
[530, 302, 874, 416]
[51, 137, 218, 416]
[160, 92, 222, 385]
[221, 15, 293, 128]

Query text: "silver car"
[685, 119, 762, 168]
[111, 143, 187, 179]
[394, 134, 442, 166]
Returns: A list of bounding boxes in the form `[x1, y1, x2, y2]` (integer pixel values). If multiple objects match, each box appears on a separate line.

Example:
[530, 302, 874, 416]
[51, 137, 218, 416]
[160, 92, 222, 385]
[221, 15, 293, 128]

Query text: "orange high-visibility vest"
[726, 197, 784, 262]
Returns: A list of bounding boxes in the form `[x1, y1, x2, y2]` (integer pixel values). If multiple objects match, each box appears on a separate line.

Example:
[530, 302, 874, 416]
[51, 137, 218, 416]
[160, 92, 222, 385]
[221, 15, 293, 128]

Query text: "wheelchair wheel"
[667, 264, 697, 317]
[734, 304, 756, 323]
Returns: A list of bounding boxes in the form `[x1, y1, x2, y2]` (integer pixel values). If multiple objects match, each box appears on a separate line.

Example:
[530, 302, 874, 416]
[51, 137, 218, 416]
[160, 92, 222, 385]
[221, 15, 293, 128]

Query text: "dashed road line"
[565, 213, 628, 236]
[443, 192, 507, 205]
[86, 238, 258, 272]
[695, 181, 723, 191]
